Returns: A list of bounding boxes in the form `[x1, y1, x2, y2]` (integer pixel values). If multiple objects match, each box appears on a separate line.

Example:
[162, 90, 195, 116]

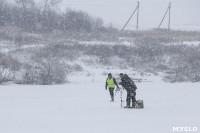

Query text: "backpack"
[124, 74, 137, 90]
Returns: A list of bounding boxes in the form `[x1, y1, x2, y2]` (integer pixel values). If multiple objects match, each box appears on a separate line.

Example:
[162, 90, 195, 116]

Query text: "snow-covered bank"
[0, 71, 199, 133]
[166, 41, 200, 46]
[78, 41, 135, 46]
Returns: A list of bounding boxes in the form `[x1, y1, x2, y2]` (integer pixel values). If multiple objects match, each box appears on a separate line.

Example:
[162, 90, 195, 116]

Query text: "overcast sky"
[31, 0, 200, 30]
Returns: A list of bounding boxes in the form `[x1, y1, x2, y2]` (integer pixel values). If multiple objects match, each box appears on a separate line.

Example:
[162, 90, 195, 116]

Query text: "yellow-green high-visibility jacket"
[107, 78, 115, 88]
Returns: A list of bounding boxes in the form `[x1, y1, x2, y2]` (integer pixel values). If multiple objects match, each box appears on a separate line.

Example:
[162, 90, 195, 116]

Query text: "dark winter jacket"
[119, 74, 137, 92]
[105, 77, 119, 88]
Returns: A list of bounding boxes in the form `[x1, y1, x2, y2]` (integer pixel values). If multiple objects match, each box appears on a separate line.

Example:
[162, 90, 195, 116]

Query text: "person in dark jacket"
[118, 73, 137, 108]
[105, 73, 119, 102]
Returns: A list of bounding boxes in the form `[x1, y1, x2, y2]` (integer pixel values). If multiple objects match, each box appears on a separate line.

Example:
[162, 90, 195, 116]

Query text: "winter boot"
[130, 102, 135, 108]
[124, 102, 130, 108]
[124, 99, 131, 108]
[110, 97, 114, 102]
[124, 105, 130, 108]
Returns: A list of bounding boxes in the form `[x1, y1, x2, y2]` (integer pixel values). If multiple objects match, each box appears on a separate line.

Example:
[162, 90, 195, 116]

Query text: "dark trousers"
[126, 91, 136, 107]
[109, 88, 114, 100]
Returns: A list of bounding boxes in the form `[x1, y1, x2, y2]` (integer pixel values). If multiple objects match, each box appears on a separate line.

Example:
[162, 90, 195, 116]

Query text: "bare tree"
[31, 46, 66, 84]
[15, 0, 35, 30]
[15, 0, 35, 15]
[1, 0, 104, 32]
[0, 68, 11, 84]
[39, 0, 62, 14]
[15, 32, 24, 50]
[0, 0, 7, 26]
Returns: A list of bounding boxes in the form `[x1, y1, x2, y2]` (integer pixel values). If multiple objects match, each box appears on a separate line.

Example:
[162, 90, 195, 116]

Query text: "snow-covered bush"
[0, 68, 12, 84]
[30, 47, 67, 85]
[20, 59, 66, 85]
[38, 61, 66, 85]
[0, 54, 21, 84]
[0, 55, 21, 71]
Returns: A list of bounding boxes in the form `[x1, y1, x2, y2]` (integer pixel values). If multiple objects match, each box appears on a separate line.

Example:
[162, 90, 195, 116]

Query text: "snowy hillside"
[0, 67, 199, 133]
[1, 31, 200, 84]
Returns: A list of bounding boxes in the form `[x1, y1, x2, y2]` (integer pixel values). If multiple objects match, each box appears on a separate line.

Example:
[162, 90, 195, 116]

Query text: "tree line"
[0, 0, 104, 32]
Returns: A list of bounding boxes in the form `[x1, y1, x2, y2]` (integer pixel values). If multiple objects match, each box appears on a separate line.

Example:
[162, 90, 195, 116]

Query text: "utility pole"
[158, 2, 171, 31]
[137, 1, 140, 30]
[168, 2, 171, 31]
[121, 2, 140, 32]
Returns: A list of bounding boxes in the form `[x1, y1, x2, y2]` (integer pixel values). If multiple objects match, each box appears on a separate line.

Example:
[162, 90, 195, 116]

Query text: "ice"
[0, 68, 199, 133]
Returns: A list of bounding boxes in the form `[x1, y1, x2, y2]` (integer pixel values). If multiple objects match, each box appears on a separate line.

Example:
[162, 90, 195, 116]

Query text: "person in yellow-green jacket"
[105, 73, 119, 102]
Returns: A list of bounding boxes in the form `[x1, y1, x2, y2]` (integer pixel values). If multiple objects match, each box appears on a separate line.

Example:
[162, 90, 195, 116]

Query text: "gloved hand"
[115, 87, 121, 92]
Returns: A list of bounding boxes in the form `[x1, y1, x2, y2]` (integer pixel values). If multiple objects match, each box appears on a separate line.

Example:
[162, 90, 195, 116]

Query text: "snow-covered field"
[0, 67, 199, 133]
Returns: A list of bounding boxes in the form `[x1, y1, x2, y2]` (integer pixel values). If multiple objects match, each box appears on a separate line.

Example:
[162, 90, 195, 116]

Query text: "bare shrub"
[0, 68, 11, 84]
[31, 47, 67, 84]
[0, 55, 21, 71]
